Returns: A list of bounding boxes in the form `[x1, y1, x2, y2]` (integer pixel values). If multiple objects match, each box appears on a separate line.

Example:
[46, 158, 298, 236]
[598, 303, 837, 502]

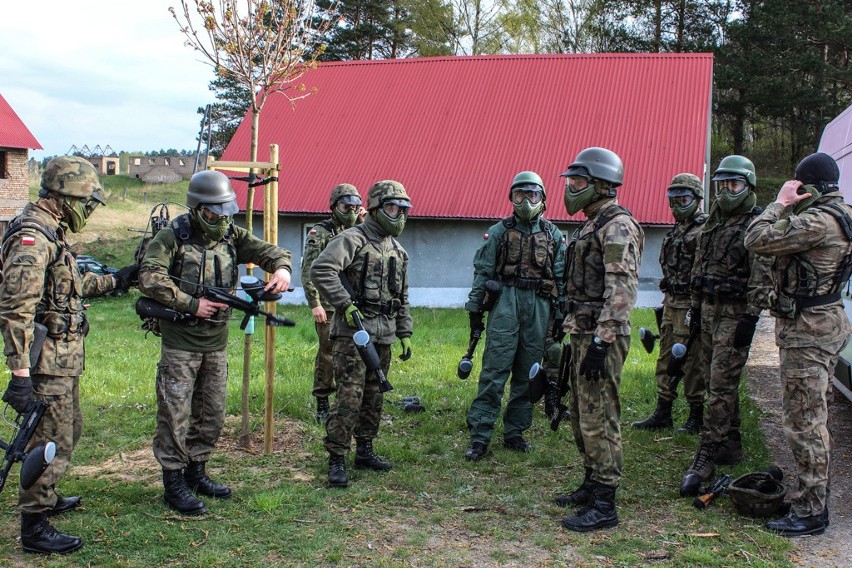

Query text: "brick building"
[127, 154, 201, 182]
[0, 93, 42, 234]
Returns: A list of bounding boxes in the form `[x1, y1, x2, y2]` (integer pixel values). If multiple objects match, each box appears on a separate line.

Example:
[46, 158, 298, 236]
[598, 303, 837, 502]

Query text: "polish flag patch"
[483, 233, 490, 240]
[21, 236, 35, 246]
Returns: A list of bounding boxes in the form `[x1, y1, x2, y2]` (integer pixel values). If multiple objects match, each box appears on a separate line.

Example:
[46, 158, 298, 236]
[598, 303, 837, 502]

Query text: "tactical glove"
[399, 337, 412, 361]
[468, 311, 484, 334]
[345, 304, 364, 328]
[733, 314, 759, 348]
[114, 264, 140, 292]
[687, 306, 701, 337]
[2, 376, 33, 414]
[579, 339, 610, 381]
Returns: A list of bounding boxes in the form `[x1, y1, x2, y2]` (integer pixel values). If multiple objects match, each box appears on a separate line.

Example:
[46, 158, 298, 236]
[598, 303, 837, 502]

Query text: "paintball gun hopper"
[0, 401, 56, 494]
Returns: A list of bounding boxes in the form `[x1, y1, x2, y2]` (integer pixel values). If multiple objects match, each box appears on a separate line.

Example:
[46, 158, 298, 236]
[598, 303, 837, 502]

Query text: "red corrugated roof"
[222, 54, 712, 224]
[0, 93, 42, 150]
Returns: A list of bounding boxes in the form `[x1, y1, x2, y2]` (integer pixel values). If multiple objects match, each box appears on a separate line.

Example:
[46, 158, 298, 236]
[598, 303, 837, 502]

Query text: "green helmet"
[41, 156, 103, 198]
[366, 180, 411, 211]
[712, 155, 756, 188]
[508, 171, 545, 200]
[328, 183, 361, 209]
[727, 471, 787, 518]
[187, 170, 239, 215]
[561, 147, 624, 187]
[667, 173, 704, 200]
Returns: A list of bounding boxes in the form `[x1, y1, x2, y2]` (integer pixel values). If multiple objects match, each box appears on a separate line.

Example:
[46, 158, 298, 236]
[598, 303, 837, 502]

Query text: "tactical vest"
[659, 213, 707, 296]
[771, 202, 852, 318]
[1, 215, 87, 340]
[168, 214, 238, 324]
[494, 216, 560, 298]
[693, 207, 761, 301]
[565, 204, 638, 303]
[343, 226, 407, 318]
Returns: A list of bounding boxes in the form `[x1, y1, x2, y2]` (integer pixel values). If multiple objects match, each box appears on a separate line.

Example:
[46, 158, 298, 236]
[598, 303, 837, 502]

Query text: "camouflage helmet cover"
[186, 170, 239, 215]
[712, 155, 757, 187]
[41, 156, 103, 198]
[366, 180, 411, 211]
[560, 147, 624, 187]
[328, 183, 362, 209]
[667, 173, 704, 199]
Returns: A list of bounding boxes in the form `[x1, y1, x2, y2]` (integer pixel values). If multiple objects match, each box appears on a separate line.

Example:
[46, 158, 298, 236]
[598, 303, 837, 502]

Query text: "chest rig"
[693, 207, 761, 301]
[495, 216, 559, 298]
[343, 226, 406, 318]
[659, 213, 707, 296]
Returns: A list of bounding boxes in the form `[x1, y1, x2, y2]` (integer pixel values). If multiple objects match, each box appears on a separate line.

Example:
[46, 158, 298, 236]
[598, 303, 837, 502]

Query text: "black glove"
[469, 311, 484, 334]
[733, 314, 759, 349]
[114, 264, 140, 292]
[2, 376, 33, 414]
[687, 306, 701, 337]
[579, 339, 610, 381]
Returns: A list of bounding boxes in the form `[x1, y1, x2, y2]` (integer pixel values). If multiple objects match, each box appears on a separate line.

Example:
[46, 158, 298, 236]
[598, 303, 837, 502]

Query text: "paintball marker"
[135, 275, 296, 334]
[667, 342, 689, 390]
[638, 306, 664, 353]
[458, 280, 502, 379]
[529, 342, 572, 431]
[340, 273, 394, 393]
[693, 473, 733, 510]
[549, 342, 572, 431]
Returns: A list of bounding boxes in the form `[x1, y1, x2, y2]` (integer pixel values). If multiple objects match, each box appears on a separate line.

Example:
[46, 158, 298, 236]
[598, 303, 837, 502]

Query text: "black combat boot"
[47, 495, 82, 517]
[715, 430, 743, 465]
[503, 436, 532, 452]
[185, 461, 232, 499]
[328, 455, 349, 487]
[632, 398, 674, 430]
[765, 513, 827, 537]
[561, 481, 619, 532]
[680, 441, 719, 497]
[464, 441, 488, 462]
[676, 403, 703, 434]
[354, 440, 393, 471]
[315, 397, 330, 424]
[555, 468, 594, 508]
[20, 513, 83, 555]
[163, 469, 207, 515]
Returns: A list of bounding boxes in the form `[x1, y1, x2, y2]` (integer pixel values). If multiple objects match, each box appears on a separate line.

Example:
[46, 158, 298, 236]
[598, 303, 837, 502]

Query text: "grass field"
[0, 176, 793, 566]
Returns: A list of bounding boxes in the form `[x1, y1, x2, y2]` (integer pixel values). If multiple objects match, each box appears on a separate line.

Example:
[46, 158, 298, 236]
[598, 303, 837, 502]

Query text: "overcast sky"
[1, 1, 220, 160]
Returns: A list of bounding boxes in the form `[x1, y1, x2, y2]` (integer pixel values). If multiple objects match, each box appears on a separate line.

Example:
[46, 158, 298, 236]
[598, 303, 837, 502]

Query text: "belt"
[796, 292, 842, 309]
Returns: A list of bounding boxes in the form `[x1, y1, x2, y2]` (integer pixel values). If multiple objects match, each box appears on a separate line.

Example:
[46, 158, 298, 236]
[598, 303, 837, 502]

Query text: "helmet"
[795, 152, 839, 185]
[187, 170, 239, 215]
[328, 183, 361, 209]
[560, 147, 624, 187]
[509, 171, 546, 200]
[366, 180, 411, 211]
[712, 155, 756, 188]
[667, 173, 704, 200]
[41, 156, 103, 198]
[727, 471, 787, 518]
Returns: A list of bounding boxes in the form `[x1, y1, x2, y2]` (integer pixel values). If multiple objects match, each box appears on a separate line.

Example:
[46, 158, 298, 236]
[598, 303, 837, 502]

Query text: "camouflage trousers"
[19, 375, 82, 514]
[700, 302, 749, 444]
[779, 338, 845, 517]
[153, 346, 228, 470]
[323, 338, 391, 457]
[654, 305, 706, 404]
[311, 319, 336, 398]
[568, 334, 629, 488]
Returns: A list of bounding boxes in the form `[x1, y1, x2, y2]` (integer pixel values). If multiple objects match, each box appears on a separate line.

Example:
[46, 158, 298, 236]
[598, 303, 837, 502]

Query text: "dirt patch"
[746, 316, 852, 567]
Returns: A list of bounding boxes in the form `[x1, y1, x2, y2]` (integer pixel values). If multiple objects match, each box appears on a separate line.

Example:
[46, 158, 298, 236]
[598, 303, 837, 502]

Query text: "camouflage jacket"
[138, 214, 292, 352]
[300, 218, 345, 311]
[659, 212, 707, 309]
[310, 215, 412, 344]
[691, 206, 772, 317]
[0, 202, 115, 375]
[563, 198, 645, 342]
[745, 196, 852, 347]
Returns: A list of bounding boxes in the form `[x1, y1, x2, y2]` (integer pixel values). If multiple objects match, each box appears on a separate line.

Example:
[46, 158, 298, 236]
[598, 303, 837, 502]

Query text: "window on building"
[148, 159, 155, 166]
[179, 159, 186, 166]
[164, 158, 170, 166]
[134, 158, 141, 166]
[0, 151, 7, 179]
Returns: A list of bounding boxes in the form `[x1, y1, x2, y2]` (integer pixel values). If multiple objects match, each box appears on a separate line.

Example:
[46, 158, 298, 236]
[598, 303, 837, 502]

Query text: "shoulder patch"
[308, 229, 318, 235]
[12, 254, 38, 265]
[21, 236, 36, 246]
[483, 233, 490, 240]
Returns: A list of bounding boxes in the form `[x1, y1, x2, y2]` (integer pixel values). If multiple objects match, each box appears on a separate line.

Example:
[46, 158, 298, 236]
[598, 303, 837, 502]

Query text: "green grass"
[0, 298, 793, 566]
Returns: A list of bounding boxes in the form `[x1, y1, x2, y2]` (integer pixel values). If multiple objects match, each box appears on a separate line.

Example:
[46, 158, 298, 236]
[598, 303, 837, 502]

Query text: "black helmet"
[187, 170, 239, 215]
[795, 152, 839, 186]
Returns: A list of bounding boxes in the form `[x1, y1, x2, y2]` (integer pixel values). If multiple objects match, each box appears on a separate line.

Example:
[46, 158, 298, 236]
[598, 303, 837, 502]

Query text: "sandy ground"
[746, 316, 852, 567]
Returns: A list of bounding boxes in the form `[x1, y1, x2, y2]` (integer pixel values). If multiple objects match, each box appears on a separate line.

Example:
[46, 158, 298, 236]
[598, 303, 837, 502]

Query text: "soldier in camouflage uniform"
[463, 171, 566, 462]
[679, 155, 772, 497]
[745, 153, 852, 537]
[554, 147, 644, 532]
[0, 156, 137, 555]
[300, 184, 364, 424]
[633, 173, 708, 433]
[310, 181, 413, 487]
[139, 170, 292, 515]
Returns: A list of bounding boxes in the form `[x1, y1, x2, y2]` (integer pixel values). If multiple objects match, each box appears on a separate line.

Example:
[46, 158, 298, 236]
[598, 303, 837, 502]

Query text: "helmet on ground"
[795, 152, 839, 186]
[727, 471, 787, 518]
[186, 170, 239, 215]
[328, 183, 361, 209]
[560, 147, 624, 187]
[667, 173, 704, 200]
[712, 155, 756, 188]
[41, 156, 104, 199]
[366, 180, 410, 211]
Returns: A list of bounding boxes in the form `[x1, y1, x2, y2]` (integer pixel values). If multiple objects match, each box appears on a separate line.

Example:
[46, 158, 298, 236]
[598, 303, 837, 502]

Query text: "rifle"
[457, 280, 502, 379]
[135, 276, 296, 334]
[693, 473, 733, 510]
[339, 273, 394, 393]
[1, 322, 55, 494]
